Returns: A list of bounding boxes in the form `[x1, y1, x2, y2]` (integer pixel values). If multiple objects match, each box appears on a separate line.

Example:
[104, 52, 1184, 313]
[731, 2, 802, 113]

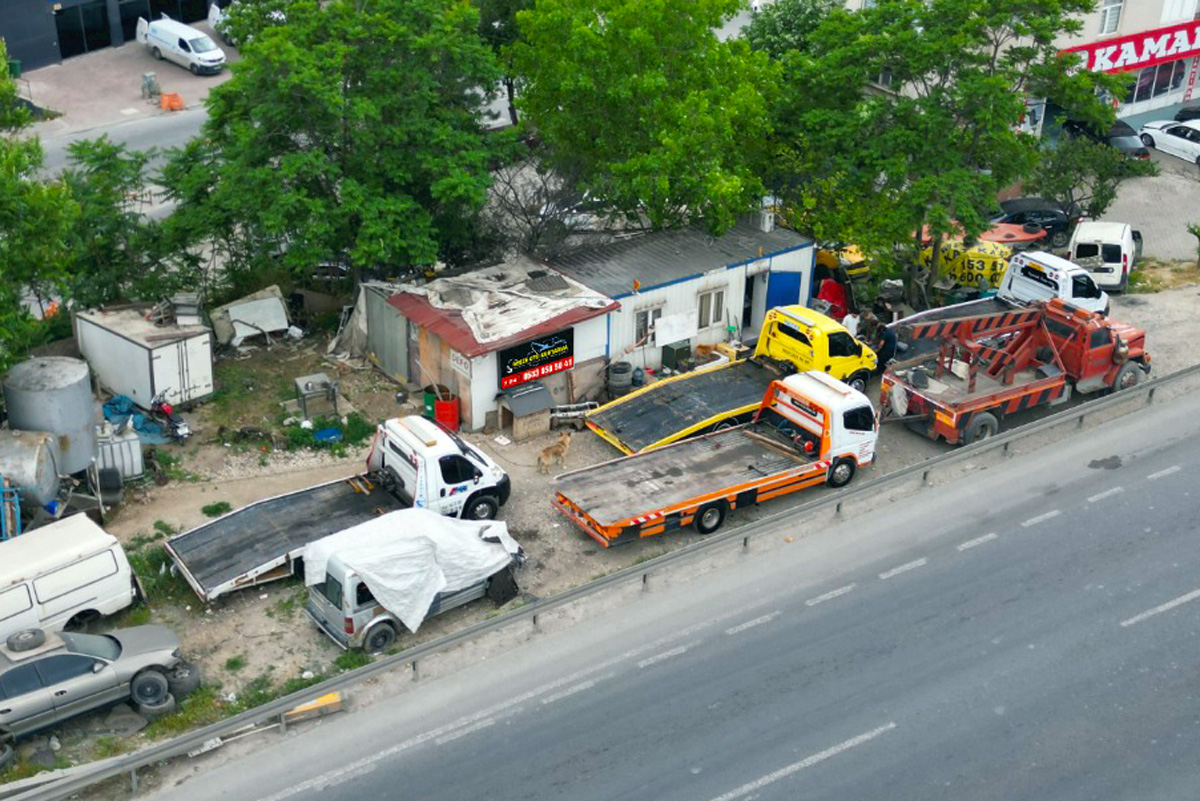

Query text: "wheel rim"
[849, 376, 865, 392]
[470, 502, 491, 519]
[1119, 369, 1138, 390]
[971, 425, 993, 443]
[832, 463, 853, 484]
[1052, 232, 1068, 248]
[701, 508, 721, 529]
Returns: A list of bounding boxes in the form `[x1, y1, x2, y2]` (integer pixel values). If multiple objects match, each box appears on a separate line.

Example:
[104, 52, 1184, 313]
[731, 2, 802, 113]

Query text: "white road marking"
[1088, 487, 1124, 503]
[638, 645, 689, 668]
[805, 584, 856, 607]
[706, 722, 898, 801]
[725, 611, 781, 635]
[878, 558, 927, 580]
[957, 533, 998, 551]
[1120, 588, 1200, 628]
[434, 718, 495, 745]
[1020, 510, 1061, 527]
[1147, 465, 1181, 480]
[541, 674, 614, 705]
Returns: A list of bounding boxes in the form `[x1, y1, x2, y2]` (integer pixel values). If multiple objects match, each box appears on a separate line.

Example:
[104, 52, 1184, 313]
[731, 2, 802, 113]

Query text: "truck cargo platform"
[166, 476, 406, 602]
[587, 360, 778, 453]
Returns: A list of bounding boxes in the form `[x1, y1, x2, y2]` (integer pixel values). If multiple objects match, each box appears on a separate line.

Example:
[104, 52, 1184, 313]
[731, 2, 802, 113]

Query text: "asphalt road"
[138, 389, 1200, 801]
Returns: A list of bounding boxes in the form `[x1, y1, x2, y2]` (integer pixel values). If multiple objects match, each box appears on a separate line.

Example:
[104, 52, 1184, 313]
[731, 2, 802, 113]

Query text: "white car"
[1138, 119, 1200, 167]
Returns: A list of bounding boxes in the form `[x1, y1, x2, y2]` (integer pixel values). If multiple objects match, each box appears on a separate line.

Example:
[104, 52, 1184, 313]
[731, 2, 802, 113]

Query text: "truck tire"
[826, 458, 856, 488]
[167, 660, 201, 699]
[486, 567, 520, 605]
[1051, 230, 1069, 248]
[463, 494, 499, 521]
[845, 371, 870, 393]
[131, 670, 170, 707]
[964, 412, 999, 444]
[6, 628, 45, 652]
[693, 501, 727, 535]
[1112, 361, 1141, 392]
[137, 693, 176, 722]
[365, 624, 397, 654]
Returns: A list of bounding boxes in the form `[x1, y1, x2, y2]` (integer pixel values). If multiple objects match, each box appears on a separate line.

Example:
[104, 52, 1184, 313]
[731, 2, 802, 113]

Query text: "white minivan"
[136, 14, 226, 75]
[998, 251, 1109, 315]
[0, 515, 139, 641]
[1067, 221, 1142, 292]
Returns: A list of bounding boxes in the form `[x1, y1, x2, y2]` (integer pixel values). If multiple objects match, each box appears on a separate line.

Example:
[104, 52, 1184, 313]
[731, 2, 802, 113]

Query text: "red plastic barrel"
[434, 395, 460, 431]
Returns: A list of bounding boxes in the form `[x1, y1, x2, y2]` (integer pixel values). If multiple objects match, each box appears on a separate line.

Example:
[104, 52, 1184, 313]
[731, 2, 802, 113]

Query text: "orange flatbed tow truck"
[553, 371, 878, 547]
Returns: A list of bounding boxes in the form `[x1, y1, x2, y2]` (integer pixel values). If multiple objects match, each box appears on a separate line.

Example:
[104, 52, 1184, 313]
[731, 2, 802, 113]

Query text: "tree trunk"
[504, 77, 518, 128]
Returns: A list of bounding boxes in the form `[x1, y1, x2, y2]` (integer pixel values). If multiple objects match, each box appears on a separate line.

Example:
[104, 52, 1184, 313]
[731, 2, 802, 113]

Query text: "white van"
[998, 251, 1109, 315]
[136, 14, 226, 75]
[1067, 221, 1142, 292]
[0, 515, 139, 641]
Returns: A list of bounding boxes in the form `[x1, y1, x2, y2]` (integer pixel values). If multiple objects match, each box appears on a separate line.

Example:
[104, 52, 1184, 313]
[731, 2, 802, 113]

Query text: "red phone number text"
[501, 357, 574, 389]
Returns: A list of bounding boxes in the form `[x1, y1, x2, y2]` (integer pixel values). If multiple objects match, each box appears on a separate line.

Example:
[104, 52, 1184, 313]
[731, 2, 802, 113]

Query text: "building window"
[1124, 60, 1188, 105]
[697, 290, 725, 330]
[1098, 0, 1122, 35]
[635, 307, 663, 345]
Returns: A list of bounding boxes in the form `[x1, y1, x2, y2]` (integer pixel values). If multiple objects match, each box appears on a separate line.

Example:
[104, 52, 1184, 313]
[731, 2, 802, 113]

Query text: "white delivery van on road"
[136, 14, 226, 75]
[0, 515, 139, 641]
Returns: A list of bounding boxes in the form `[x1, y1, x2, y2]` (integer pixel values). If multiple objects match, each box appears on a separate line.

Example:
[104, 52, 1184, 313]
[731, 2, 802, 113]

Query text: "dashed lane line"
[434, 718, 495, 745]
[1147, 465, 1181, 480]
[805, 584, 856, 607]
[957, 533, 998, 551]
[1020, 510, 1061, 528]
[878, 558, 927, 580]
[1088, 487, 1124, 503]
[637, 645, 690, 669]
[1120, 588, 1200, 628]
[725, 611, 781, 635]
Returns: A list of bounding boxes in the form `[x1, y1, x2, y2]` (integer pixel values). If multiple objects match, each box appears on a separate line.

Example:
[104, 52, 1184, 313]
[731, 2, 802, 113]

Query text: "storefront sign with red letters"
[1062, 20, 1200, 73]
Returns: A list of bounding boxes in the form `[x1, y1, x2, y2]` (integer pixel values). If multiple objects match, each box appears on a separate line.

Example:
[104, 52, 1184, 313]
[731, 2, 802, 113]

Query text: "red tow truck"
[880, 298, 1151, 445]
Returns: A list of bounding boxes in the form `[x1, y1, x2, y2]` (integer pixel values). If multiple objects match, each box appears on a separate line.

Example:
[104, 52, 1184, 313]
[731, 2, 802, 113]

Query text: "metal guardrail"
[8, 362, 1200, 800]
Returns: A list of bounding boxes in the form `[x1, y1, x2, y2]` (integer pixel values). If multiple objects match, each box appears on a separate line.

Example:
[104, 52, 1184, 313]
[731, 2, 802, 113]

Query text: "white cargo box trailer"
[74, 307, 215, 407]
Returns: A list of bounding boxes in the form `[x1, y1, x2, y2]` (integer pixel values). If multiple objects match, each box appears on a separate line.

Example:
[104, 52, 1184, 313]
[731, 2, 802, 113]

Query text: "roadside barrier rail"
[7, 362, 1199, 801]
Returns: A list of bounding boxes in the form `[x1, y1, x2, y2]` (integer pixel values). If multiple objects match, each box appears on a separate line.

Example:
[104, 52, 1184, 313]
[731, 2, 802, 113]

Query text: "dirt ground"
[8, 271, 1199, 783]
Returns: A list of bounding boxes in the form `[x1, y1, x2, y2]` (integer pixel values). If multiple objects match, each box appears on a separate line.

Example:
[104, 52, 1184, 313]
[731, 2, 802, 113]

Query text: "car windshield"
[190, 36, 218, 53]
[60, 632, 121, 661]
[1110, 135, 1144, 151]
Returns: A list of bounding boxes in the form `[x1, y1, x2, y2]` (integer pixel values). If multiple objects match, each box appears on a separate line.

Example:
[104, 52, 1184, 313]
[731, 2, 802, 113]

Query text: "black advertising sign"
[499, 328, 574, 390]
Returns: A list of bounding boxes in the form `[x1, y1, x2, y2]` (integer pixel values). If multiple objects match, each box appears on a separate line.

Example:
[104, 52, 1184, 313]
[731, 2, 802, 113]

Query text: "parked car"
[0, 626, 199, 769]
[1175, 105, 1200, 123]
[1137, 119, 1200, 167]
[988, 197, 1082, 249]
[1066, 220, 1142, 292]
[135, 15, 226, 75]
[1062, 119, 1151, 159]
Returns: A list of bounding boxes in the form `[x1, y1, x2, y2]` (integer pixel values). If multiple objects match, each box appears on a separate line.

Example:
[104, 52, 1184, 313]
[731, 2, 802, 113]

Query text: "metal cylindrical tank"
[3, 357, 97, 475]
[0, 430, 61, 507]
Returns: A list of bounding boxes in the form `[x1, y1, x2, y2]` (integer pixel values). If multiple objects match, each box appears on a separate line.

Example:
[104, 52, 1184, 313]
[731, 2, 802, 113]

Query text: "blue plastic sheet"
[102, 395, 174, 446]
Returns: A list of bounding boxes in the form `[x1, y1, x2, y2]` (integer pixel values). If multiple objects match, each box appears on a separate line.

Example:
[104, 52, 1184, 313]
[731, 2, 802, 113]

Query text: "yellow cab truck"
[586, 305, 876, 454]
[556, 371, 878, 546]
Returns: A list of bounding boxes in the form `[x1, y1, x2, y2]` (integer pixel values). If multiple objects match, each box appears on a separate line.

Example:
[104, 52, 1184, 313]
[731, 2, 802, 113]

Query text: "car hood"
[1140, 120, 1173, 132]
[110, 625, 181, 657]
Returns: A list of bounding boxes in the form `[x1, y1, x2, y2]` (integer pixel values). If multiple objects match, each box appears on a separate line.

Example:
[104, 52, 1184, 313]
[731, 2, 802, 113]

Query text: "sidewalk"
[22, 19, 238, 139]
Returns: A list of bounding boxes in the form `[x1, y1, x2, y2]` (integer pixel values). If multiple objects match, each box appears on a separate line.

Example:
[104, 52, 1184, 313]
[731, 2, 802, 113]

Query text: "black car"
[1061, 119, 1151, 159]
[988, 197, 1082, 249]
[1175, 105, 1200, 123]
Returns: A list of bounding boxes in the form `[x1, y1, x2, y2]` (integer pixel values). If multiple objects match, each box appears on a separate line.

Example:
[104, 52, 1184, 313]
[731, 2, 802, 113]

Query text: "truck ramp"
[166, 476, 406, 602]
[587, 360, 777, 453]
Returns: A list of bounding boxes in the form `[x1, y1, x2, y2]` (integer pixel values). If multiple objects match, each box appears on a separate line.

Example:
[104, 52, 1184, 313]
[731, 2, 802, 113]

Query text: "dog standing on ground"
[537, 431, 572, 474]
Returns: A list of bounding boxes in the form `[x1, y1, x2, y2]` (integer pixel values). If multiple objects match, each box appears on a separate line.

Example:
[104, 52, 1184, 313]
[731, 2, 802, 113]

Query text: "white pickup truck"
[166, 416, 511, 602]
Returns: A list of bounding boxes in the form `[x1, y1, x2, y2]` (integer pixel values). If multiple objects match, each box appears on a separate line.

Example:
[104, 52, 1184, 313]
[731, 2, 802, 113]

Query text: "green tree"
[508, 0, 779, 235]
[166, 0, 506, 284]
[1025, 136, 1157, 221]
[767, 0, 1124, 305]
[477, 0, 532, 127]
[744, 0, 839, 61]
[0, 44, 77, 372]
[61, 136, 158, 307]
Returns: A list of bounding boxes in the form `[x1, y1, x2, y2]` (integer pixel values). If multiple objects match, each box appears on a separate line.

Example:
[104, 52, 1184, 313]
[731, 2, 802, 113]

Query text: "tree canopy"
[165, 0, 508, 282]
[508, 0, 779, 235]
[1025, 135, 1157, 221]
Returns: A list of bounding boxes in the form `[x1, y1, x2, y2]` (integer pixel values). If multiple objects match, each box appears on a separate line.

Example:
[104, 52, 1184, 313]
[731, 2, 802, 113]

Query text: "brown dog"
[537, 431, 572, 474]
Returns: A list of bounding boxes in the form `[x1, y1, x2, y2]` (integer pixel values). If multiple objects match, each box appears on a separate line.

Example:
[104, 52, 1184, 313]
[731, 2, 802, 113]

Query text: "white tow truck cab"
[367, 415, 511, 521]
[136, 14, 226, 75]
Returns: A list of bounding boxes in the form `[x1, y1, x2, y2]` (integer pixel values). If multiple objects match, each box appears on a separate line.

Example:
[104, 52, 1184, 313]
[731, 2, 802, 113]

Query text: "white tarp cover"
[302, 508, 522, 632]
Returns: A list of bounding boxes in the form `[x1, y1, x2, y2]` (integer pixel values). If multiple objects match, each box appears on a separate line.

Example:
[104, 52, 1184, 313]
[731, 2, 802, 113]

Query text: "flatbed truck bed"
[165, 475, 405, 602]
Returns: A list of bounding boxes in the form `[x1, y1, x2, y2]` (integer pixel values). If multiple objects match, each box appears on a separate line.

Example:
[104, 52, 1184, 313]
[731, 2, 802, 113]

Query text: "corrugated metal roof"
[549, 219, 812, 298]
[389, 291, 617, 359]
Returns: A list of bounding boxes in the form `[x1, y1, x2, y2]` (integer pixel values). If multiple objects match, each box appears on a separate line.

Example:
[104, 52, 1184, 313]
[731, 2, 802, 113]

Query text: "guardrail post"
[130, 767, 138, 793]
[531, 613, 540, 633]
[279, 712, 288, 734]
[1147, 387, 1155, 405]
[412, 660, 420, 683]
[642, 572, 651, 592]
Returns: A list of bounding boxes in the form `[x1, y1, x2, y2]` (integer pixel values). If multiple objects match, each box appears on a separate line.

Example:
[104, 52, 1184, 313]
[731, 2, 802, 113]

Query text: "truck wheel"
[131, 670, 170, 707]
[463, 494, 499, 521]
[846, 371, 870, 393]
[1051, 230, 1069, 248]
[693, 502, 727, 535]
[167, 660, 201, 698]
[6, 628, 45, 652]
[365, 624, 397, 654]
[964, 412, 999, 444]
[826, 458, 856, 488]
[1112, 361, 1141, 392]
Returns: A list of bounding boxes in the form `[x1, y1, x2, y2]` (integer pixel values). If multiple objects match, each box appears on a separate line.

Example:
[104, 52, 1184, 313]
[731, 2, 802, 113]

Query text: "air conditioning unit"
[757, 210, 775, 233]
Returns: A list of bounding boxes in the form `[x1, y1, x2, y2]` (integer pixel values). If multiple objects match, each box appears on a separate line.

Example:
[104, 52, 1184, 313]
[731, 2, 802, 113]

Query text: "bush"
[201, 501, 233, 518]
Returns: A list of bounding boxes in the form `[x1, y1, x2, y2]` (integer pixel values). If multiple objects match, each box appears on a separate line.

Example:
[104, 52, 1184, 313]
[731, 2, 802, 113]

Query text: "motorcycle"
[149, 389, 191, 444]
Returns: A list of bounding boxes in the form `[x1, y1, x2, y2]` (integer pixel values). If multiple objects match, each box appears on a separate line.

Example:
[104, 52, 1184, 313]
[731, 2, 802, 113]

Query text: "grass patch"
[282, 412, 375, 456]
[154, 520, 177, 537]
[201, 501, 233, 518]
[266, 584, 308, 620]
[235, 674, 277, 711]
[92, 735, 135, 760]
[225, 655, 247, 672]
[0, 755, 72, 782]
[126, 545, 198, 607]
[209, 362, 295, 432]
[126, 520, 177, 554]
[333, 649, 372, 672]
[155, 451, 202, 482]
[143, 685, 228, 738]
[1128, 258, 1200, 293]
